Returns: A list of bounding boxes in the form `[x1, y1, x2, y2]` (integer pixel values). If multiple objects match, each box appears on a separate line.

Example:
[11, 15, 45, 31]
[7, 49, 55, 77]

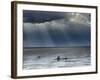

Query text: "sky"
[23, 10, 91, 47]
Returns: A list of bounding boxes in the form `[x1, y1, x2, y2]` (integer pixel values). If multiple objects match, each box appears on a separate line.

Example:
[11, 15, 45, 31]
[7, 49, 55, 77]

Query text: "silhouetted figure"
[63, 57, 68, 60]
[37, 56, 41, 59]
[55, 56, 68, 61]
[56, 56, 60, 61]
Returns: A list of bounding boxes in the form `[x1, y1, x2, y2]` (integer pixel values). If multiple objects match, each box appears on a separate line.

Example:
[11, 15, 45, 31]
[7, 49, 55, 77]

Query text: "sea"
[23, 47, 90, 70]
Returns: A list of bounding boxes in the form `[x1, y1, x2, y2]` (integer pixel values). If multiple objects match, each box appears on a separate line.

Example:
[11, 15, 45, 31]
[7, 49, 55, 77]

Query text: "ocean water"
[23, 47, 90, 70]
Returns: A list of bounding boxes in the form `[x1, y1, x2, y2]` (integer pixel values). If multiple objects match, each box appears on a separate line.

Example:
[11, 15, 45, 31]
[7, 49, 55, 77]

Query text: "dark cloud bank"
[23, 10, 91, 47]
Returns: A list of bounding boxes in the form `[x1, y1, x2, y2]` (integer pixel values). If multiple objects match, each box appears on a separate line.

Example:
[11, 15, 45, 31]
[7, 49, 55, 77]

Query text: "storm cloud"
[23, 10, 90, 23]
[23, 10, 91, 47]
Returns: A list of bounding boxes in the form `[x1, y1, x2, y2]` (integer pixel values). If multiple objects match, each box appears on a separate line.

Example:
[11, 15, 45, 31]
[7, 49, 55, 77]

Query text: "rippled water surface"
[23, 47, 90, 70]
